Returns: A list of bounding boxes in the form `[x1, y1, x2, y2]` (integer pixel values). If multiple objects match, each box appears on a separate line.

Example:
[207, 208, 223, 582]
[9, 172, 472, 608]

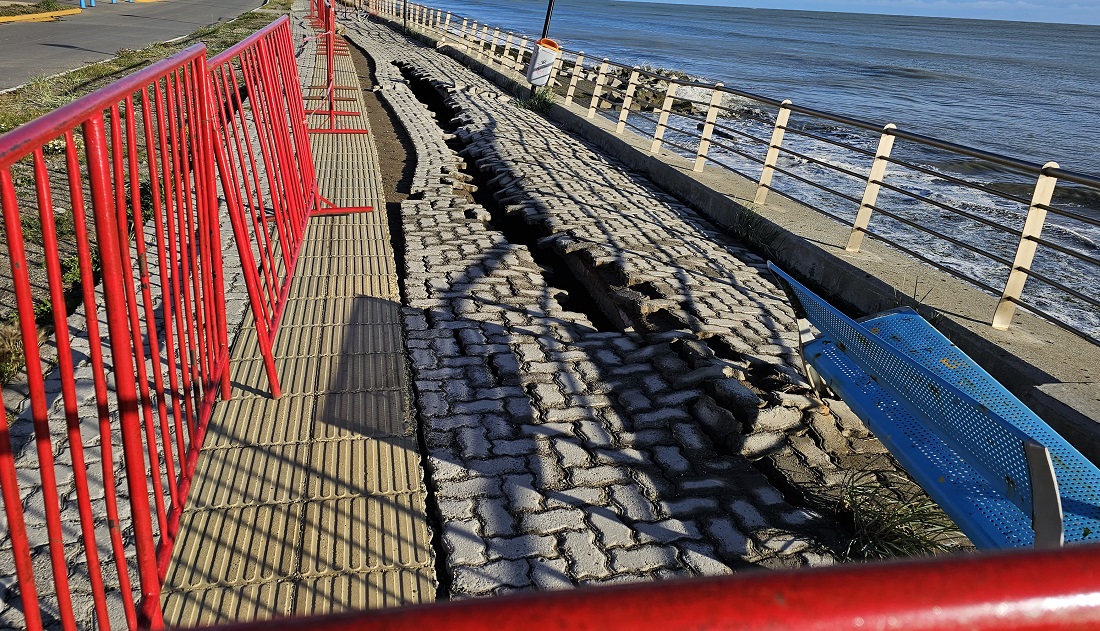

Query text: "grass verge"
[515, 86, 556, 115]
[0, 0, 63, 18]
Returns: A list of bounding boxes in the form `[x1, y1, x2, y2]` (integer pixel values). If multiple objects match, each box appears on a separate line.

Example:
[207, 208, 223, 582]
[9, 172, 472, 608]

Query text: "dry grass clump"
[839, 471, 968, 560]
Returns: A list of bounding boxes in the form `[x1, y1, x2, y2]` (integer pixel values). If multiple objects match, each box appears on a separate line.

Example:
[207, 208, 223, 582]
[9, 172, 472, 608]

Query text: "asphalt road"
[0, 0, 264, 90]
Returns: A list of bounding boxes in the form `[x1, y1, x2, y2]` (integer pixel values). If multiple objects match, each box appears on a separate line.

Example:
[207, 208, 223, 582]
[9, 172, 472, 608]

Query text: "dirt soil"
[345, 35, 414, 219]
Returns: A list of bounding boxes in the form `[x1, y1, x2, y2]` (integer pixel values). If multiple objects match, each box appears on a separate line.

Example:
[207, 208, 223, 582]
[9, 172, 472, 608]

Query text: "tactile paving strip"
[161, 7, 434, 625]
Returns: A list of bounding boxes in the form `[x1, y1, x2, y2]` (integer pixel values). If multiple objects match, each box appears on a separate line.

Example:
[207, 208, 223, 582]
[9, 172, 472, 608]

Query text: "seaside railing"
[379, 1, 1100, 345]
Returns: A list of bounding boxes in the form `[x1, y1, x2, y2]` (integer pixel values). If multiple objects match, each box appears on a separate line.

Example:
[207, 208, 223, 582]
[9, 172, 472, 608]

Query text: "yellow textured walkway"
[160, 10, 435, 626]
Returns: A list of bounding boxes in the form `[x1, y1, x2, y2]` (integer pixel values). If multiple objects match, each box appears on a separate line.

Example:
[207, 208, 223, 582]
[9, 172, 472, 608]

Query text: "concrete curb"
[0, 7, 81, 23]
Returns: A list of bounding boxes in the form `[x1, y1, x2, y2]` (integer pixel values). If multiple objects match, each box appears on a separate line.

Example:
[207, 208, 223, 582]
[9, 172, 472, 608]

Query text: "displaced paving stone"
[677, 541, 733, 576]
[453, 559, 531, 594]
[635, 519, 702, 544]
[572, 465, 632, 488]
[588, 506, 636, 549]
[443, 518, 488, 566]
[489, 534, 558, 560]
[705, 518, 757, 560]
[530, 556, 574, 590]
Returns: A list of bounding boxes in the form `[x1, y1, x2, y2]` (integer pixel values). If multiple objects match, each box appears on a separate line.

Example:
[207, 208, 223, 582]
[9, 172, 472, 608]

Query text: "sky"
[627, 0, 1100, 25]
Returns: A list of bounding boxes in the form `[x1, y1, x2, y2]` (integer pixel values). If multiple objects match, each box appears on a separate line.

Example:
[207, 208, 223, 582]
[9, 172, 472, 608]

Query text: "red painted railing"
[207, 17, 316, 398]
[305, 0, 371, 135]
[207, 16, 373, 398]
[0, 44, 228, 629]
[205, 545, 1100, 630]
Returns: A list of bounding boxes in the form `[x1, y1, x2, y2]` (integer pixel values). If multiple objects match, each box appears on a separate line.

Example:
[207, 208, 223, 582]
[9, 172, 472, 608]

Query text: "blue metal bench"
[767, 262, 1100, 549]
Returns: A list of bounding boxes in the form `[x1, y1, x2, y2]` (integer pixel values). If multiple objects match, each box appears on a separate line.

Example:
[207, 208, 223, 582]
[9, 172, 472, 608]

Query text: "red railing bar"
[207, 546, 1100, 631]
[185, 64, 217, 397]
[208, 68, 284, 398]
[278, 24, 319, 214]
[218, 63, 280, 316]
[109, 101, 172, 547]
[126, 89, 185, 521]
[143, 86, 190, 478]
[0, 177, 45, 631]
[241, 43, 296, 273]
[198, 61, 232, 404]
[67, 128, 141, 631]
[1, 167, 79, 630]
[255, 34, 307, 244]
[156, 77, 200, 451]
[35, 148, 114, 630]
[167, 69, 204, 440]
[229, 57, 282, 322]
[84, 114, 165, 630]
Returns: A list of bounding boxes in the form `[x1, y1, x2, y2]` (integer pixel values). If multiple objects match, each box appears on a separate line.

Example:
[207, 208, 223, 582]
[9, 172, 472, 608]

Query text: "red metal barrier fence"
[0, 44, 229, 629]
[207, 545, 1100, 631]
[305, 0, 370, 134]
[207, 17, 315, 399]
[207, 16, 373, 399]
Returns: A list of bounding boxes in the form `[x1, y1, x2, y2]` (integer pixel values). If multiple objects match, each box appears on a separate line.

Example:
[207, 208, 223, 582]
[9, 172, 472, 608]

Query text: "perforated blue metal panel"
[806, 337, 1033, 548]
[768, 263, 1100, 547]
[862, 310, 1100, 544]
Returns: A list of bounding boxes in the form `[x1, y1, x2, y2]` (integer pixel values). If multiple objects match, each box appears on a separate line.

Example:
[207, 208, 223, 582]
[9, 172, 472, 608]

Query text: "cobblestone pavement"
[343, 20, 935, 597]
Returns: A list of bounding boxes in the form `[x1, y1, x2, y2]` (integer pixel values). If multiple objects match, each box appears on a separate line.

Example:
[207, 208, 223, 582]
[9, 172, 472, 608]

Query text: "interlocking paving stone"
[161, 6, 434, 625]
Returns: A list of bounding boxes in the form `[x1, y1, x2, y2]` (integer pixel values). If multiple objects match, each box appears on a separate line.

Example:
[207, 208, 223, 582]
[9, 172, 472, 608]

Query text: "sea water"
[409, 0, 1100, 335]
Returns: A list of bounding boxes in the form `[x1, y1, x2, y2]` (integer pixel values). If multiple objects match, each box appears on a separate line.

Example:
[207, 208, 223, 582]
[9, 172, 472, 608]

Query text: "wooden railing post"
[753, 99, 793, 205]
[567, 52, 585, 104]
[616, 68, 641, 135]
[993, 162, 1060, 329]
[475, 24, 486, 59]
[442, 12, 451, 43]
[846, 124, 898, 251]
[549, 52, 564, 89]
[516, 35, 528, 71]
[490, 28, 501, 64]
[460, 17, 469, 40]
[588, 60, 611, 119]
[694, 83, 725, 172]
[503, 32, 515, 69]
[650, 80, 679, 155]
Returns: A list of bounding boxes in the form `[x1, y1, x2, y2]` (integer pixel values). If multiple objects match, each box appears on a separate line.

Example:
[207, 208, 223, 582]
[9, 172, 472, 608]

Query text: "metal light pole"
[541, 0, 556, 39]
[403, 0, 407, 32]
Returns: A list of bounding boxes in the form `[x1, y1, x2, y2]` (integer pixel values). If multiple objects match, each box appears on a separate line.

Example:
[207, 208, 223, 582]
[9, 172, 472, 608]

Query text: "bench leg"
[797, 316, 831, 398]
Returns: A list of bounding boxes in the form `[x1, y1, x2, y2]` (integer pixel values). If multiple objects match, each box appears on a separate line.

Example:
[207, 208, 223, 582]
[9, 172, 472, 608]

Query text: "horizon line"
[618, 0, 1100, 27]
